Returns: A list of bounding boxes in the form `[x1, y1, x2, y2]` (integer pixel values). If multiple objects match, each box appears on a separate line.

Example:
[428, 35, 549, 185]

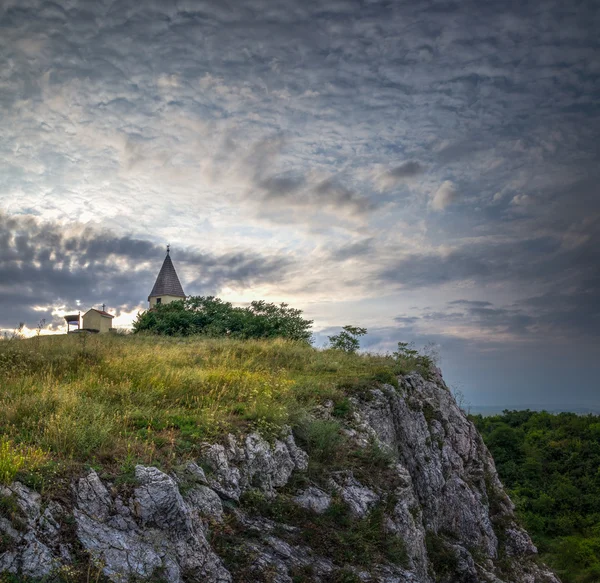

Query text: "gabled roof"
[148, 252, 186, 299]
[85, 309, 114, 318]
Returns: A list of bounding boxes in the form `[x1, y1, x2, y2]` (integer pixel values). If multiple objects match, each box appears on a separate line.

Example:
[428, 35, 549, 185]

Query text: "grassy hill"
[0, 333, 426, 494]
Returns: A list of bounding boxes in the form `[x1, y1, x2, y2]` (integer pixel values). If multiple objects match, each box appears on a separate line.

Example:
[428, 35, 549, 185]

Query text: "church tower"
[148, 246, 186, 308]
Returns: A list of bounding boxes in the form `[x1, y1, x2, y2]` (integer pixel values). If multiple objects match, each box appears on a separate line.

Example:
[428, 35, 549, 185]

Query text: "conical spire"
[148, 247, 186, 301]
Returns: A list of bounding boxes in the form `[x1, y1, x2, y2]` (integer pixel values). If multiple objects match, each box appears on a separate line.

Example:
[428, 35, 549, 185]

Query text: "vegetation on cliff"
[0, 334, 561, 583]
[473, 410, 600, 583]
[0, 334, 429, 492]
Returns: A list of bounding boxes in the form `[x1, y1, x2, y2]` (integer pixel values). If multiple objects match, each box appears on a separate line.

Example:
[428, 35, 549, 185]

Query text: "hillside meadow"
[0, 333, 428, 493]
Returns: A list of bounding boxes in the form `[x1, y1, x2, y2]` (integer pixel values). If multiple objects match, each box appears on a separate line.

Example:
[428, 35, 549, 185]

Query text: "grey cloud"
[521, 288, 600, 340]
[379, 248, 491, 287]
[449, 300, 493, 308]
[1, 0, 600, 406]
[253, 171, 378, 220]
[2, 0, 598, 229]
[448, 301, 534, 336]
[375, 161, 425, 190]
[377, 231, 587, 289]
[430, 181, 459, 211]
[0, 212, 292, 329]
[393, 315, 419, 326]
[243, 136, 380, 220]
[329, 238, 375, 261]
[387, 161, 424, 179]
[358, 323, 600, 408]
[259, 175, 306, 198]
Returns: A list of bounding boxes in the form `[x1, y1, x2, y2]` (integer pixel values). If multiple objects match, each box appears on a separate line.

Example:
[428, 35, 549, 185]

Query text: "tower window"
[156, 298, 161, 304]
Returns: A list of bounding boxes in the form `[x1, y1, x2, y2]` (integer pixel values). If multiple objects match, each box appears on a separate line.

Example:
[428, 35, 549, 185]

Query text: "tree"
[132, 296, 313, 342]
[327, 325, 367, 353]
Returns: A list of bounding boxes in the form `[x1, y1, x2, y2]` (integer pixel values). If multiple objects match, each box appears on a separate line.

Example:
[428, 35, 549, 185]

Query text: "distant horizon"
[468, 404, 600, 416]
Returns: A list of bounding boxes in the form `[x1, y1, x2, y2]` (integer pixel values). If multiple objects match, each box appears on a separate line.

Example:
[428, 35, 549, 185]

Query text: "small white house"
[81, 308, 114, 333]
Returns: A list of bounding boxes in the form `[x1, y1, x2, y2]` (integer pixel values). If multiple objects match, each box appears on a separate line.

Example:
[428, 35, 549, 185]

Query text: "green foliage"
[394, 342, 435, 378]
[132, 296, 313, 342]
[0, 334, 409, 485]
[328, 326, 367, 353]
[472, 410, 600, 583]
[331, 397, 352, 418]
[425, 531, 459, 582]
[294, 419, 344, 464]
[0, 494, 25, 532]
[240, 491, 408, 569]
[0, 437, 46, 485]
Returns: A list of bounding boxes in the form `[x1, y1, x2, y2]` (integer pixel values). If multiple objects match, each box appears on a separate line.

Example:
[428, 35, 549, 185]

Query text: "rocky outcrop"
[0, 373, 560, 583]
[350, 372, 559, 583]
[201, 430, 308, 501]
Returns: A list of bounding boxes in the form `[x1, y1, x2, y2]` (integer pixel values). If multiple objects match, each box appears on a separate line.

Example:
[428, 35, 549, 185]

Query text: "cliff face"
[0, 371, 559, 583]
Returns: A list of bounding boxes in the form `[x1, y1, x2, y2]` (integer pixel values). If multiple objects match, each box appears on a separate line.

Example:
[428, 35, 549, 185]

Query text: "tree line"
[472, 410, 600, 583]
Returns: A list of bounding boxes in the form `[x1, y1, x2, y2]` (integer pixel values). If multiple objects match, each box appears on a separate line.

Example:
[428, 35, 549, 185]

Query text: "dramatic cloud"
[1, 0, 599, 405]
[0, 213, 292, 330]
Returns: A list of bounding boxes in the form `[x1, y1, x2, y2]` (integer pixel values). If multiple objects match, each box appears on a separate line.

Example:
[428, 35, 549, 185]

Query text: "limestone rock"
[74, 470, 112, 522]
[21, 532, 55, 579]
[293, 487, 331, 514]
[505, 527, 538, 556]
[201, 429, 308, 500]
[202, 442, 243, 500]
[329, 472, 379, 518]
[73, 468, 231, 583]
[133, 466, 191, 534]
[0, 373, 559, 583]
[184, 485, 224, 522]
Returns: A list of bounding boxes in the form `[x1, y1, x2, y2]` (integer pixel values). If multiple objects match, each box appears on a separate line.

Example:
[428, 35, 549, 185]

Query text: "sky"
[1, 0, 599, 407]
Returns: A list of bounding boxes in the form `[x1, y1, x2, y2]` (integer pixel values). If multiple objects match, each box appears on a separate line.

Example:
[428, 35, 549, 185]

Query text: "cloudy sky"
[1, 0, 599, 407]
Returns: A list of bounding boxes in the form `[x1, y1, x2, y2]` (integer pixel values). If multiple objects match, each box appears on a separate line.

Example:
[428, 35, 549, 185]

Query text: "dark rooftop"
[148, 252, 186, 300]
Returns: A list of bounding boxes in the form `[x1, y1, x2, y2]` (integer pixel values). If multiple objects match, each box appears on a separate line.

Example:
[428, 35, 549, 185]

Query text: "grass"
[0, 334, 426, 489]
[425, 531, 460, 582]
[0, 437, 46, 485]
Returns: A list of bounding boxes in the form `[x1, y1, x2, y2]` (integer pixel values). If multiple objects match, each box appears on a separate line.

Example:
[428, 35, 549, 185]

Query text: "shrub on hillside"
[132, 296, 313, 342]
[328, 326, 367, 353]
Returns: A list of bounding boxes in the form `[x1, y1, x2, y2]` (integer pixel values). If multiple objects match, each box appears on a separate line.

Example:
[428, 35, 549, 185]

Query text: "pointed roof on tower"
[148, 246, 186, 300]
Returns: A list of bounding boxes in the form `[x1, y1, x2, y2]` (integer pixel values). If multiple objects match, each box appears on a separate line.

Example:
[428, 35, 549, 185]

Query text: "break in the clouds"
[1, 0, 599, 406]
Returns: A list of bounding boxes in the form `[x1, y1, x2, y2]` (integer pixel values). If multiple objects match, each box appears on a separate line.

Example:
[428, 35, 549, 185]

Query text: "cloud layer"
[1, 0, 599, 405]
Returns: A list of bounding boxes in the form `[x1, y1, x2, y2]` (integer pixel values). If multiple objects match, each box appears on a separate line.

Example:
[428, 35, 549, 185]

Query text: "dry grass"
[0, 334, 418, 488]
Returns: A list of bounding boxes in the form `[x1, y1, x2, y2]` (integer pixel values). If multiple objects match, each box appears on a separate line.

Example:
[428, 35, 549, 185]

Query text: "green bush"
[294, 419, 344, 465]
[328, 326, 367, 353]
[0, 438, 46, 485]
[133, 296, 313, 342]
